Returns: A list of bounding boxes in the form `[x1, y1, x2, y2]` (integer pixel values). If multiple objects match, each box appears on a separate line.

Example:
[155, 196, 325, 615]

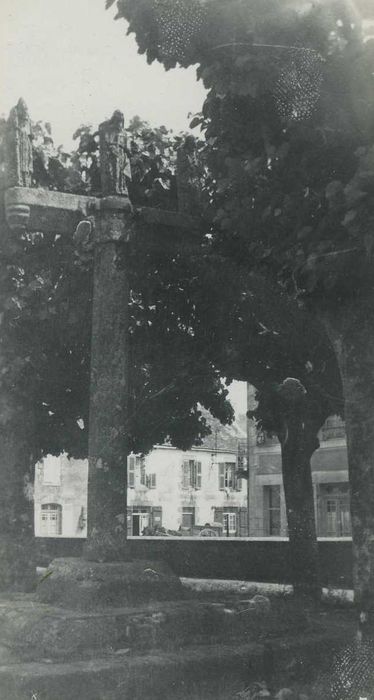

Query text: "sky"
[0, 0, 206, 148]
[0, 0, 248, 417]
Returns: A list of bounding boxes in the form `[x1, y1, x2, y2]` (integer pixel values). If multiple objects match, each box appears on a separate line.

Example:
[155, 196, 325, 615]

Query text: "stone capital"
[5, 203, 31, 231]
[94, 199, 135, 244]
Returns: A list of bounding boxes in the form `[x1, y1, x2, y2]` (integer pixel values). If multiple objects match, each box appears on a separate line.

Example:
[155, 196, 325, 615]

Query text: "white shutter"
[218, 463, 225, 490]
[182, 460, 190, 488]
[196, 462, 202, 489]
[127, 455, 135, 488]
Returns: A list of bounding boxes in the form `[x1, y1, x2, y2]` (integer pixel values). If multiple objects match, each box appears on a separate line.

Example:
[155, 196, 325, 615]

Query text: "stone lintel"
[4, 189, 200, 239]
[96, 195, 132, 213]
[135, 206, 200, 232]
[4, 187, 97, 234]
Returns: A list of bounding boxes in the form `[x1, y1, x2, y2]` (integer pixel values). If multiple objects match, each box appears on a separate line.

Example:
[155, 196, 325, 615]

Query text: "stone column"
[0, 100, 36, 591]
[84, 111, 133, 561]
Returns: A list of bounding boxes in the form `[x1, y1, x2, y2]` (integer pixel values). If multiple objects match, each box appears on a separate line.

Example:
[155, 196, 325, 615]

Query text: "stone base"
[0, 591, 274, 663]
[35, 558, 185, 609]
[0, 535, 36, 592]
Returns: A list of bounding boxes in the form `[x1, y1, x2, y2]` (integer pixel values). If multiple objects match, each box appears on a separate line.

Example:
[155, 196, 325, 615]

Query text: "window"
[223, 512, 237, 535]
[40, 503, 62, 536]
[146, 473, 156, 489]
[140, 459, 146, 486]
[182, 460, 202, 489]
[182, 507, 195, 529]
[127, 455, 146, 488]
[264, 485, 281, 536]
[218, 463, 241, 491]
[132, 509, 150, 536]
[320, 484, 351, 536]
[128, 506, 162, 536]
[321, 416, 346, 441]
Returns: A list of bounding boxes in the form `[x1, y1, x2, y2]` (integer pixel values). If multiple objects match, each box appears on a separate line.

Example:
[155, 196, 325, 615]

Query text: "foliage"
[107, 0, 374, 437]
[111, 0, 374, 305]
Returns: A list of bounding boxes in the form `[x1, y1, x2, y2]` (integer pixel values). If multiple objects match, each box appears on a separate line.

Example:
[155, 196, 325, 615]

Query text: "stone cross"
[3, 100, 200, 563]
[6, 98, 33, 189]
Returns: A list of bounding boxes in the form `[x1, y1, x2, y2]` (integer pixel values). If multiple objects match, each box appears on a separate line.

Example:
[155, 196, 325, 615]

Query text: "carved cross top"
[2, 100, 203, 556]
[4, 100, 200, 237]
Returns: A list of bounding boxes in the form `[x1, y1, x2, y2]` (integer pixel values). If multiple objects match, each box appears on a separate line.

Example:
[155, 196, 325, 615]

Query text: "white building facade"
[34, 454, 88, 538]
[34, 446, 247, 538]
[127, 445, 247, 536]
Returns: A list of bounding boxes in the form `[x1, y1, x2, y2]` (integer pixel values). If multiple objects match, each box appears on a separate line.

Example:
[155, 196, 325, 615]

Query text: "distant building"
[34, 454, 88, 538]
[34, 444, 247, 538]
[249, 380, 350, 538]
[127, 444, 247, 536]
[34, 393, 351, 540]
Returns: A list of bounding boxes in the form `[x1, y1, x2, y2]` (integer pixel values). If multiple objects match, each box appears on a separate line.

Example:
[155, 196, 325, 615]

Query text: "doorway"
[132, 510, 150, 536]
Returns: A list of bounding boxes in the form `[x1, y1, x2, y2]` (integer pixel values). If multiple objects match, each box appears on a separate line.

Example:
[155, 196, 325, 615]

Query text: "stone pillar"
[176, 135, 202, 214]
[84, 111, 133, 561]
[0, 101, 36, 591]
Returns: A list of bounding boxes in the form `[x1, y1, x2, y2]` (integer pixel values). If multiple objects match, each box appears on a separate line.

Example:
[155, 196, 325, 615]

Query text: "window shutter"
[151, 506, 162, 528]
[214, 507, 223, 524]
[218, 463, 225, 490]
[127, 456, 135, 488]
[239, 507, 248, 537]
[182, 460, 190, 488]
[236, 474, 242, 491]
[196, 462, 202, 489]
[127, 507, 133, 537]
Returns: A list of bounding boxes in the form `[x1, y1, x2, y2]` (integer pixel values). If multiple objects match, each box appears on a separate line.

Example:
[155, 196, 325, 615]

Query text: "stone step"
[0, 629, 351, 700]
[0, 595, 281, 661]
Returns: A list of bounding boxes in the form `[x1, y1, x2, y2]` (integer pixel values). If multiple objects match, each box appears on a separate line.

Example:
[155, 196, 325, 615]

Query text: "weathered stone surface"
[0, 536, 36, 592]
[5, 98, 33, 188]
[176, 136, 202, 214]
[0, 596, 265, 662]
[236, 596, 271, 616]
[4, 186, 97, 233]
[99, 111, 131, 197]
[250, 594, 272, 612]
[35, 558, 184, 609]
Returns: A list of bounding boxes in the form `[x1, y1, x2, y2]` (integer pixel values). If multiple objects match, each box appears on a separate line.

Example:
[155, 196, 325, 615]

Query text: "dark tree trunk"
[0, 426, 36, 591]
[279, 412, 321, 599]
[323, 300, 374, 612]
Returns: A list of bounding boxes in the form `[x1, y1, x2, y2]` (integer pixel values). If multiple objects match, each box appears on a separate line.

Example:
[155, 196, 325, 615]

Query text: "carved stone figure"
[176, 135, 202, 214]
[6, 98, 33, 188]
[99, 110, 131, 197]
